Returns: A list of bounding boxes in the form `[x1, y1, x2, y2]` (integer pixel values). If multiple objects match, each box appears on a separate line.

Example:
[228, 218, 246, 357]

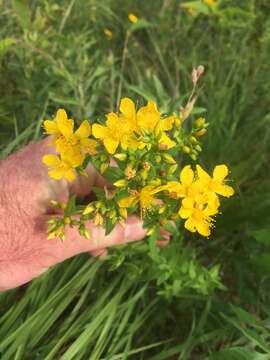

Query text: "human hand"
[0, 138, 148, 291]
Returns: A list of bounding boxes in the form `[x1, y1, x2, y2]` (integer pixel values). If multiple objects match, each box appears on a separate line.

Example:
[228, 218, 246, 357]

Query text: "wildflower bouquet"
[42, 66, 234, 297]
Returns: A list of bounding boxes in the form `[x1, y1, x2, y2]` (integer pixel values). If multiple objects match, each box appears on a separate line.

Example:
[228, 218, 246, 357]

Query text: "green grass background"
[0, 0, 270, 358]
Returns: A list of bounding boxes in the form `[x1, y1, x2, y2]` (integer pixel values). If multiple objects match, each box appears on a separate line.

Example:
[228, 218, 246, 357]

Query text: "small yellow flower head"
[104, 29, 113, 39]
[128, 13, 138, 24]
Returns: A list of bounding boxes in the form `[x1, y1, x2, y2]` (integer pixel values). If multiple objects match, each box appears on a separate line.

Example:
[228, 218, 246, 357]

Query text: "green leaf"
[0, 38, 16, 58]
[181, 1, 210, 15]
[11, 0, 31, 29]
[252, 228, 270, 247]
[251, 254, 270, 274]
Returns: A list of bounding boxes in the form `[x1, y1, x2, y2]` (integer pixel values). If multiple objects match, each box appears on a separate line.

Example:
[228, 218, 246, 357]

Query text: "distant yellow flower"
[42, 153, 82, 182]
[203, 0, 216, 8]
[196, 164, 234, 198]
[92, 113, 132, 154]
[128, 13, 138, 24]
[179, 197, 218, 237]
[104, 28, 113, 39]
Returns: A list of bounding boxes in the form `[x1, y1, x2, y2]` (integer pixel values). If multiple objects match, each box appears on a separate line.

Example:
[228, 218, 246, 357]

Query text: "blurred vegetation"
[0, 0, 270, 358]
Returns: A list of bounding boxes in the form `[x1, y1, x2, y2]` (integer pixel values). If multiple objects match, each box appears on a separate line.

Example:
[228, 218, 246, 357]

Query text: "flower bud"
[100, 163, 108, 174]
[195, 144, 202, 152]
[114, 153, 127, 161]
[182, 146, 191, 154]
[163, 153, 176, 164]
[114, 179, 127, 187]
[195, 117, 205, 128]
[195, 128, 207, 137]
[64, 216, 71, 225]
[155, 155, 162, 163]
[119, 207, 128, 219]
[83, 205, 95, 215]
[189, 136, 197, 144]
[93, 213, 103, 226]
[168, 164, 178, 174]
[148, 179, 161, 186]
[79, 224, 91, 240]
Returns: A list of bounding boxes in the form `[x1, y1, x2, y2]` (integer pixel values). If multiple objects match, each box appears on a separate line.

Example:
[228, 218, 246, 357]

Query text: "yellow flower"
[196, 164, 234, 198]
[163, 165, 199, 199]
[179, 197, 218, 237]
[44, 109, 97, 156]
[42, 153, 82, 182]
[203, 0, 216, 8]
[104, 28, 113, 39]
[128, 13, 138, 24]
[92, 112, 132, 154]
[43, 109, 74, 139]
[118, 186, 163, 217]
[120, 98, 175, 150]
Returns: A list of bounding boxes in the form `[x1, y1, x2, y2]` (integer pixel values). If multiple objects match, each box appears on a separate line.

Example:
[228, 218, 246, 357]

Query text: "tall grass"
[0, 0, 270, 358]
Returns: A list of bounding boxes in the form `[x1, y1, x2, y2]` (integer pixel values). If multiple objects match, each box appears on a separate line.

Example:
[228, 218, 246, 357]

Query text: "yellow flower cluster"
[162, 164, 234, 236]
[42, 95, 234, 239]
[42, 109, 98, 181]
[92, 97, 176, 154]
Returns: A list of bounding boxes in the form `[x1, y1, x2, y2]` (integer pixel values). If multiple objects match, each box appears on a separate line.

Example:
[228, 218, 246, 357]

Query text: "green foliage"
[0, 0, 270, 358]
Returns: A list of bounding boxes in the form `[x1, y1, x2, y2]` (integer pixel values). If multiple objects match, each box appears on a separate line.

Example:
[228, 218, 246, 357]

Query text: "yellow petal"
[118, 195, 137, 208]
[75, 120, 91, 139]
[43, 120, 60, 135]
[104, 138, 119, 154]
[180, 165, 194, 186]
[120, 98, 136, 119]
[62, 150, 84, 167]
[80, 138, 98, 155]
[106, 112, 119, 129]
[64, 169, 76, 182]
[55, 109, 74, 138]
[196, 220, 211, 237]
[159, 132, 176, 149]
[92, 124, 110, 139]
[213, 165, 229, 182]
[184, 217, 196, 232]
[159, 116, 175, 131]
[179, 206, 193, 219]
[48, 168, 65, 180]
[182, 197, 195, 209]
[196, 165, 211, 181]
[214, 184, 235, 197]
[42, 154, 61, 167]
